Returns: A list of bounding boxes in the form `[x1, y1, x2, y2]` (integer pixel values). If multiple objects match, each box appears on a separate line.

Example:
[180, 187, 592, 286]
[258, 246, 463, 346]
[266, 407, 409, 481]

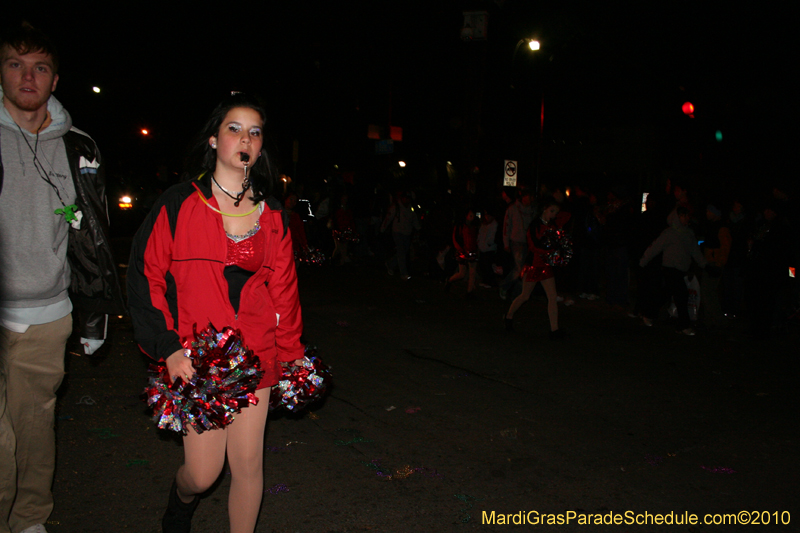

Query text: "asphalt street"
[49, 261, 799, 532]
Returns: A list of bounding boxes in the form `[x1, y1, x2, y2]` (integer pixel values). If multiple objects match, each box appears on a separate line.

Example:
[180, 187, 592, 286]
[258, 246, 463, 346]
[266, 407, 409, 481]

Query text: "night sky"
[6, 2, 794, 197]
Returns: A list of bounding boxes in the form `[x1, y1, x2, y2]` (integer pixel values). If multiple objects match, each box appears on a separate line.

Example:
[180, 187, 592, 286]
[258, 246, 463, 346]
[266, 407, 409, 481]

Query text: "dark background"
[5, 2, 795, 207]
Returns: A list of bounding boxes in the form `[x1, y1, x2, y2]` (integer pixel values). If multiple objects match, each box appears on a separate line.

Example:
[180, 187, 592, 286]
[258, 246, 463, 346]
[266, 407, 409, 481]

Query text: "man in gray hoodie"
[0, 23, 123, 533]
[639, 206, 707, 335]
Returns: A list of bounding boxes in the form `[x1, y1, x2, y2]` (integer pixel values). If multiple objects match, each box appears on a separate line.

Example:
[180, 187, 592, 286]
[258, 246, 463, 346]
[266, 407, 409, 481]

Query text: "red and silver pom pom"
[296, 247, 328, 266]
[332, 228, 361, 244]
[142, 324, 264, 434]
[543, 227, 573, 267]
[270, 346, 331, 412]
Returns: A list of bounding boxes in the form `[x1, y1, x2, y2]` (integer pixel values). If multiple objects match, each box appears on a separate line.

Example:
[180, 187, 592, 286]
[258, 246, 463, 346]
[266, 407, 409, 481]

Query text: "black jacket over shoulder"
[0, 128, 126, 339]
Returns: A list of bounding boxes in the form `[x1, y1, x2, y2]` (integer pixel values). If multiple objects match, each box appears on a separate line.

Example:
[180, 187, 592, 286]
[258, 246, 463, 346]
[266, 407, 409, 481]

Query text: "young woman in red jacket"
[128, 94, 304, 533]
[504, 197, 566, 338]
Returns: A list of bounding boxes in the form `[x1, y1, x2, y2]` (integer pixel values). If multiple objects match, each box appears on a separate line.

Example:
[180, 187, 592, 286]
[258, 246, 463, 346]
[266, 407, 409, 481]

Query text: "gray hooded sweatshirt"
[639, 220, 707, 272]
[0, 86, 76, 328]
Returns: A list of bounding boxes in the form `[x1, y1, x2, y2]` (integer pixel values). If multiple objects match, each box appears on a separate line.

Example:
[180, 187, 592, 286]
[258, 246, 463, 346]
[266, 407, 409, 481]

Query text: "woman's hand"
[165, 349, 195, 383]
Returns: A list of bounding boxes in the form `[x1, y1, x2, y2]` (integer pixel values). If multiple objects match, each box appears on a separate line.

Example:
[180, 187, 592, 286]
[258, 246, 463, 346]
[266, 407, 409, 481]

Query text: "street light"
[513, 38, 541, 61]
[511, 38, 543, 192]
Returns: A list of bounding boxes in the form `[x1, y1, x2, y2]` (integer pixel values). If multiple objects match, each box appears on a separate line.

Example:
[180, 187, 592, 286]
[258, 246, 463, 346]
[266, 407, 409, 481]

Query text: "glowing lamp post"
[514, 38, 540, 58]
[512, 38, 543, 192]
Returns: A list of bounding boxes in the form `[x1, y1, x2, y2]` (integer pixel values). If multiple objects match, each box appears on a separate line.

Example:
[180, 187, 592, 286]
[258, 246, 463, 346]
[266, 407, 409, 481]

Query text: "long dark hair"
[182, 93, 278, 203]
[534, 196, 561, 228]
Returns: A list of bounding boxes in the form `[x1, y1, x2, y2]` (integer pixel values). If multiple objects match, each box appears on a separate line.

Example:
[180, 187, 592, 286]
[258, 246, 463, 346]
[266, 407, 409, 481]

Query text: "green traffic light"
[715, 130, 723, 142]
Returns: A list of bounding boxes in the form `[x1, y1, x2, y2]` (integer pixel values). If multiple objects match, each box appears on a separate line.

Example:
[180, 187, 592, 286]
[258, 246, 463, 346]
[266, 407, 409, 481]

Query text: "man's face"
[0, 46, 59, 114]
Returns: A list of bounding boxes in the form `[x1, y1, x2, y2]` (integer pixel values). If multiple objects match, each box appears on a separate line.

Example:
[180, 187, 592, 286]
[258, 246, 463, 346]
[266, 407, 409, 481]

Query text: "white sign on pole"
[503, 160, 518, 187]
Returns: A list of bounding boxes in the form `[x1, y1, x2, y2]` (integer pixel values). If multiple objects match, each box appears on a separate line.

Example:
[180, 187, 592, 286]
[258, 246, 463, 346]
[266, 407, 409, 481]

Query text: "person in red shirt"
[127, 93, 304, 533]
[332, 193, 356, 265]
[445, 209, 478, 297]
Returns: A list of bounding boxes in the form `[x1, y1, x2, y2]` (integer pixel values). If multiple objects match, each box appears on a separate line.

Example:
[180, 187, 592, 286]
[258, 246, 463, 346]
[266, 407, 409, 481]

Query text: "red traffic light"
[682, 102, 695, 118]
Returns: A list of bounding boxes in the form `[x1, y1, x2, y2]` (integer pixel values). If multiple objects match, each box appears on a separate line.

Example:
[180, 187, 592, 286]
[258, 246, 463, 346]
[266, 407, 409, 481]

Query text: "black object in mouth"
[240, 152, 250, 163]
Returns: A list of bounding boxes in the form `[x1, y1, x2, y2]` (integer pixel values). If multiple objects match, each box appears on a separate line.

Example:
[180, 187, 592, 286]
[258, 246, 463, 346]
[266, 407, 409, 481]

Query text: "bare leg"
[542, 277, 559, 331]
[466, 262, 477, 293]
[448, 264, 466, 283]
[331, 238, 342, 264]
[226, 387, 270, 533]
[177, 421, 228, 502]
[176, 388, 270, 532]
[506, 280, 536, 319]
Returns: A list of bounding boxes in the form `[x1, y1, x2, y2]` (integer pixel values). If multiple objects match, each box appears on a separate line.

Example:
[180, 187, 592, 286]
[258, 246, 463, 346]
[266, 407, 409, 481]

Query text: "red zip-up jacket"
[127, 176, 304, 388]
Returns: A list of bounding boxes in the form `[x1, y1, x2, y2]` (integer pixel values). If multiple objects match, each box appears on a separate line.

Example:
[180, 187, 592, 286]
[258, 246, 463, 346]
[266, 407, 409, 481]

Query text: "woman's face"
[210, 107, 264, 172]
[542, 205, 559, 222]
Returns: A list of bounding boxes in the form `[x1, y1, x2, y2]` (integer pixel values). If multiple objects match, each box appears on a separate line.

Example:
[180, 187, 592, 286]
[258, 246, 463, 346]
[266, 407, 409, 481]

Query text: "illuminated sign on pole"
[503, 160, 518, 187]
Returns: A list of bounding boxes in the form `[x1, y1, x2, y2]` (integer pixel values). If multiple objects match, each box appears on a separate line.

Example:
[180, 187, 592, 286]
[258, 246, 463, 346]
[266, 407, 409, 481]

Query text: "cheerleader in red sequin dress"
[504, 198, 565, 338]
[128, 94, 304, 533]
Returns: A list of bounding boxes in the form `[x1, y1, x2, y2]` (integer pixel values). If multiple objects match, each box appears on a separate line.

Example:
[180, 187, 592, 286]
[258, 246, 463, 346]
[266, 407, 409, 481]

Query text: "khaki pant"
[0, 315, 72, 533]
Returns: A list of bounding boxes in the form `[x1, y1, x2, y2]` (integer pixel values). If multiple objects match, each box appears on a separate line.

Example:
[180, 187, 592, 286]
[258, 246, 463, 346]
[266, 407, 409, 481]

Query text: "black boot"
[548, 329, 566, 340]
[163, 479, 199, 533]
[504, 315, 514, 332]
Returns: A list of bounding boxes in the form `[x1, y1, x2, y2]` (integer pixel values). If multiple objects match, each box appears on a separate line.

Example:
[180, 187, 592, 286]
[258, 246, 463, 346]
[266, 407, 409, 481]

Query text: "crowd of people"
[285, 177, 798, 341]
